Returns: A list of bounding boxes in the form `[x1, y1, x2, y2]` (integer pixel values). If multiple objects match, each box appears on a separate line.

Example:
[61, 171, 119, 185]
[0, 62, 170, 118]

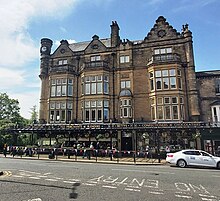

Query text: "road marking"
[199, 194, 217, 198]
[19, 170, 41, 175]
[53, 177, 63, 180]
[43, 172, 52, 175]
[69, 179, 80, 182]
[112, 168, 175, 175]
[12, 175, 24, 178]
[102, 185, 117, 189]
[149, 191, 164, 195]
[125, 188, 141, 192]
[38, 175, 48, 178]
[29, 177, 41, 180]
[175, 194, 192, 199]
[45, 178, 58, 182]
[63, 181, 77, 184]
[201, 198, 218, 201]
[82, 183, 96, 186]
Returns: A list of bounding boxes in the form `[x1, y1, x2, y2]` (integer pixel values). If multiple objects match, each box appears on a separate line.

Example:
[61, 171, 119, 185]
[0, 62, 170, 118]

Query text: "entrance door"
[121, 137, 132, 151]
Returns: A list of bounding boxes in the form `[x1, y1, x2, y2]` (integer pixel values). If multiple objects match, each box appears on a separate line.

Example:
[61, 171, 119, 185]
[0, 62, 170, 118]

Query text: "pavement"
[0, 153, 166, 166]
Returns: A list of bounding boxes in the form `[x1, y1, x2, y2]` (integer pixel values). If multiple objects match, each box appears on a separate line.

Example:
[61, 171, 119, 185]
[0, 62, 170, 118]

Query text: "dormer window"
[58, 59, 68, 65]
[154, 47, 172, 55]
[91, 55, 100, 62]
[120, 55, 129, 63]
[215, 78, 220, 94]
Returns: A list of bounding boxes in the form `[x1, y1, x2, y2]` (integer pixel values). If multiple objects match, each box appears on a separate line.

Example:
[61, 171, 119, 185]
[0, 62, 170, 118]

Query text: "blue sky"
[0, 0, 219, 119]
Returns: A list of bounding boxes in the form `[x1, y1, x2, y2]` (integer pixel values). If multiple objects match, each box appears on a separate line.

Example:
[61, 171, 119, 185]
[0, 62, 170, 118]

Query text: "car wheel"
[177, 159, 187, 168]
[217, 162, 220, 169]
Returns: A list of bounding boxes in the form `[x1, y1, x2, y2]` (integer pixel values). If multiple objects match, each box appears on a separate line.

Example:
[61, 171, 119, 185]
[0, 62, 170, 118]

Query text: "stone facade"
[39, 16, 201, 125]
[38, 16, 220, 152]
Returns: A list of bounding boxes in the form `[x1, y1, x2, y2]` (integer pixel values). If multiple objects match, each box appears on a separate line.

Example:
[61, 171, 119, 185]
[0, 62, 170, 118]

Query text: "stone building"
[38, 16, 217, 152]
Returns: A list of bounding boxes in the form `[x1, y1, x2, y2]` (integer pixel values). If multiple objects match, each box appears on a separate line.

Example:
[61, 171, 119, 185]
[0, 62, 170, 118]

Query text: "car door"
[198, 151, 216, 167]
[186, 151, 201, 165]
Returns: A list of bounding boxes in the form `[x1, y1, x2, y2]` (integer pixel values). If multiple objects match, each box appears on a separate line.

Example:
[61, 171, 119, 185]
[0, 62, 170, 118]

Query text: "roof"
[196, 70, 220, 78]
[69, 38, 111, 52]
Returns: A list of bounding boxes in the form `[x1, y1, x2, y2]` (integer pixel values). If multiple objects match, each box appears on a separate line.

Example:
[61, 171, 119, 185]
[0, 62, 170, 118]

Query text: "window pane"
[104, 108, 109, 120]
[50, 102, 55, 109]
[68, 85, 73, 96]
[91, 83, 96, 94]
[61, 110, 65, 121]
[151, 106, 155, 120]
[104, 82, 109, 94]
[62, 85, 66, 96]
[172, 97, 177, 104]
[57, 79, 61, 84]
[121, 81, 125, 89]
[91, 101, 96, 107]
[154, 49, 160, 55]
[150, 79, 154, 91]
[56, 111, 60, 121]
[120, 56, 124, 63]
[97, 100, 102, 107]
[155, 71, 161, 77]
[85, 101, 90, 108]
[86, 110, 90, 121]
[169, 69, 176, 76]
[56, 86, 61, 96]
[166, 48, 172, 53]
[180, 97, 183, 104]
[156, 78, 162, 90]
[163, 78, 169, 89]
[97, 75, 102, 81]
[178, 78, 182, 89]
[170, 77, 176, 89]
[173, 106, 179, 119]
[61, 102, 66, 109]
[165, 106, 171, 119]
[68, 79, 73, 84]
[51, 79, 56, 85]
[50, 111, 54, 121]
[67, 111, 71, 122]
[97, 82, 102, 94]
[157, 106, 163, 119]
[162, 70, 168, 77]
[62, 79, 67, 84]
[51, 86, 56, 97]
[126, 81, 131, 88]
[98, 109, 102, 121]
[85, 83, 90, 94]
[104, 100, 109, 107]
[63, 60, 67, 64]
[164, 97, 170, 104]
[56, 102, 60, 109]
[125, 56, 129, 62]
[91, 110, 96, 121]
[67, 102, 72, 109]
[161, 49, 166, 54]
[124, 108, 128, 117]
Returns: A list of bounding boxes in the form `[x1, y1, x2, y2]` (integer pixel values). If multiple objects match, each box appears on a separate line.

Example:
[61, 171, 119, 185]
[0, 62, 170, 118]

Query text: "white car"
[166, 149, 220, 169]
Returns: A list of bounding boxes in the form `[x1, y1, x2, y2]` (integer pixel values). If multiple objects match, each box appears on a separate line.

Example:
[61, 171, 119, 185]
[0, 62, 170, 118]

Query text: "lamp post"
[132, 119, 136, 163]
[110, 119, 113, 161]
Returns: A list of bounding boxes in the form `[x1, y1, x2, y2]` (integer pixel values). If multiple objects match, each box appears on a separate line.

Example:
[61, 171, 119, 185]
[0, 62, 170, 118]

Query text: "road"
[0, 157, 220, 201]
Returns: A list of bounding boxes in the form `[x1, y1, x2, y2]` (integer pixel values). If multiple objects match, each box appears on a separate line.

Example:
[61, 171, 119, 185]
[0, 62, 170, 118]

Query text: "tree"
[29, 105, 38, 124]
[0, 93, 28, 147]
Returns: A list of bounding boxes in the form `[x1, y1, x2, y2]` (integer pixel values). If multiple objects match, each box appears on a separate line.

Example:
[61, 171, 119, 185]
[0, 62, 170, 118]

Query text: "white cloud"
[0, 0, 80, 119]
[10, 91, 40, 119]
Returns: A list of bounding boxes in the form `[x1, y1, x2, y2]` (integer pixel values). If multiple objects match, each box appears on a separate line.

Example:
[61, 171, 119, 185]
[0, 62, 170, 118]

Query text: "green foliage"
[0, 92, 29, 147]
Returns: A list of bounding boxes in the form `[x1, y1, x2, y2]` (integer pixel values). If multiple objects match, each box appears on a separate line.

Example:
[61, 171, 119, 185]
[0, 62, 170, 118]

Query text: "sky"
[0, 0, 219, 119]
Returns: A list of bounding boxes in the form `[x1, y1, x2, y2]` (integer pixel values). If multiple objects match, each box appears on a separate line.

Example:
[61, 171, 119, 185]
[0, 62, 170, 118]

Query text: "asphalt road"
[0, 157, 220, 201]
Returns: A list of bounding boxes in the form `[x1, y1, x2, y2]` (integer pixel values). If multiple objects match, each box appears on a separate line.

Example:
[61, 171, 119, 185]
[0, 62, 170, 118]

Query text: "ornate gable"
[52, 40, 73, 58]
[84, 35, 107, 53]
[144, 16, 181, 41]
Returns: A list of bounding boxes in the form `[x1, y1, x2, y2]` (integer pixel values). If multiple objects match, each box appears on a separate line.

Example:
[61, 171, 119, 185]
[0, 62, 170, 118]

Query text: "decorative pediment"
[84, 35, 107, 53]
[144, 16, 181, 41]
[52, 40, 73, 58]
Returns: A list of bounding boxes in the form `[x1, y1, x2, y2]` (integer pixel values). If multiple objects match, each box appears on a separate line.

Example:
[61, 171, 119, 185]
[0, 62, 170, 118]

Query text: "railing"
[49, 65, 75, 73]
[148, 53, 181, 65]
[1, 148, 165, 164]
[84, 61, 109, 69]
